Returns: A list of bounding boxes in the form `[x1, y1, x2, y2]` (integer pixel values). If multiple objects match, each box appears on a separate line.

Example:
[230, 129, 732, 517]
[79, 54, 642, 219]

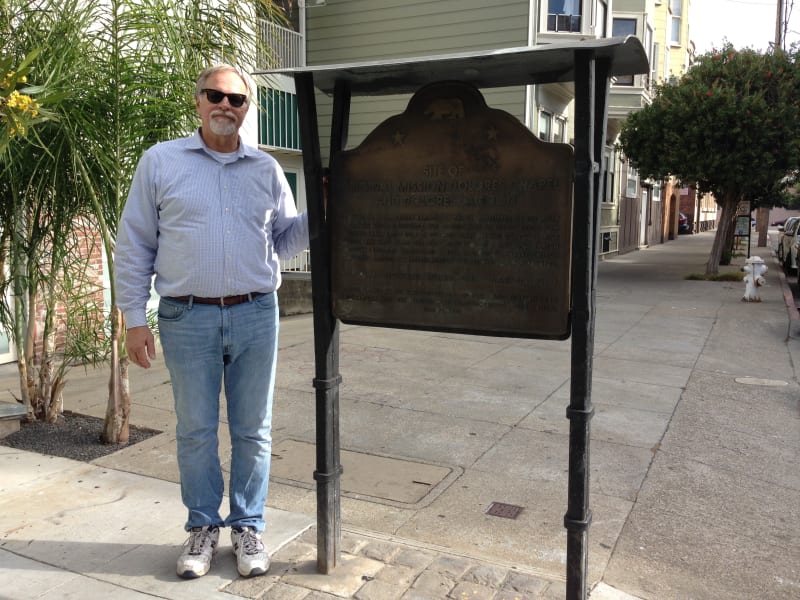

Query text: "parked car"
[786, 238, 800, 274]
[787, 227, 800, 274]
[794, 238, 800, 284]
[678, 212, 691, 234]
[777, 216, 800, 271]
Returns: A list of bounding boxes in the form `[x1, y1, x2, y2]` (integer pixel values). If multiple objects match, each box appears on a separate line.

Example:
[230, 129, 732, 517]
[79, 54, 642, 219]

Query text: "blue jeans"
[158, 292, 279, 532]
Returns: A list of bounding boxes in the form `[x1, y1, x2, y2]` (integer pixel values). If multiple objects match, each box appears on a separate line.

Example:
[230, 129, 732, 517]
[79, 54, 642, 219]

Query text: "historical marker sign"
[331, 81, 574, 339]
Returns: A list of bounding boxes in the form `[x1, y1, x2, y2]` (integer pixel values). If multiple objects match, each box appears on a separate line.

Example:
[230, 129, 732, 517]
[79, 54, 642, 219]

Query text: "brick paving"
[224, 528, 564, 600]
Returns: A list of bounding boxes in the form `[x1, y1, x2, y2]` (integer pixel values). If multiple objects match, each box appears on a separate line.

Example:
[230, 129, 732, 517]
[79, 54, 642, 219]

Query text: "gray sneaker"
[176, 526, 219, 579]
[231, 526, 270, 577]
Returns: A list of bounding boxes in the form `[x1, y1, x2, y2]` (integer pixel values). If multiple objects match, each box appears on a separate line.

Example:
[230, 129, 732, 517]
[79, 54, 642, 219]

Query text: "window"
[646, 27, 655, 89]
[599, 152, 609, 203]
[538, 111, 553, 141]
[606, 167, 615, 204]
[547, 0, 582, 33]
[554, 116, 566, 143]
[284, 171, 298, 199]
[670, 0, 682, 44]
[652, 42, 661, 77]
[596, 0, 607, 37]
[626, 167, 638, 198]
[268, 0, 299, 32]
[258, 87, 301, 150]
[612, 18, 637, 85]
[599, 149, 616, 204]
[652, 182, 662, 202]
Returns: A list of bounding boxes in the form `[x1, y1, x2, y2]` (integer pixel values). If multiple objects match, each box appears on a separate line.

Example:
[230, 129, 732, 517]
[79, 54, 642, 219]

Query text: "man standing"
[115, 64, 309, 579]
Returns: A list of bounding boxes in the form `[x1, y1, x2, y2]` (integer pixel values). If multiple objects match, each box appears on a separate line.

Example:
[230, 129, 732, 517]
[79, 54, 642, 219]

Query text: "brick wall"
[30, 218, 106, 362]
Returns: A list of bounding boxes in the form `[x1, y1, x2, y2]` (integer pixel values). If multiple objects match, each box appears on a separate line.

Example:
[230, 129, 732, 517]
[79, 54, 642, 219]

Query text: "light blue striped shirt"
[115, 130, 309, 328]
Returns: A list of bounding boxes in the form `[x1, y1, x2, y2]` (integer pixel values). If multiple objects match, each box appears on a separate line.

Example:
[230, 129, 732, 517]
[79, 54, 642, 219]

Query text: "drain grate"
[486, 501, 523, 519]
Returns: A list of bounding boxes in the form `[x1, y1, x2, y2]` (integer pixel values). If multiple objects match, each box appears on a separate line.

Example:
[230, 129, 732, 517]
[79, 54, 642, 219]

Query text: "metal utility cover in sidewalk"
[486, 501, 524, 519]
[270, 439, 457, 507]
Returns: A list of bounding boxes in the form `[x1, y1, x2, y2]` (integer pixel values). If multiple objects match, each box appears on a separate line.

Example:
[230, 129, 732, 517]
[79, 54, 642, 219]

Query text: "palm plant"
[2, 0, 280, 441]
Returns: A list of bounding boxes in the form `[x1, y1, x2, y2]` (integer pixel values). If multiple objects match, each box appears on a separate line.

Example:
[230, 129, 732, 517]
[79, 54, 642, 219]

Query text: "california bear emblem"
[424, 98, 465, 120]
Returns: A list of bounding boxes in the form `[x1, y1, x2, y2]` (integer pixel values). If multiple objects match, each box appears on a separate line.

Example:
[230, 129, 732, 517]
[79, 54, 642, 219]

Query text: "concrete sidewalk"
[1, 230, 798, 599]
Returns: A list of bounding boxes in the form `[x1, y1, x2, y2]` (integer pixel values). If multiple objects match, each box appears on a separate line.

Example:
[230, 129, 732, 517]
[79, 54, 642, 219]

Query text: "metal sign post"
[295, 71, 343, 574]
[276, 37, 648, 598]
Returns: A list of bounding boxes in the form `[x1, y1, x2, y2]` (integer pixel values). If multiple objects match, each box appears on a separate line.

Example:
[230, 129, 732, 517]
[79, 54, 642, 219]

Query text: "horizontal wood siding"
[307, 0, 529, 63]
[307, 0, 530, 161]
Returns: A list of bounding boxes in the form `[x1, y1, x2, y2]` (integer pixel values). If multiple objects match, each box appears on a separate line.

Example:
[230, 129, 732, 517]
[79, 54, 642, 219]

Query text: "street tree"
[2, 0, 280, 440]
[619, 43, 800, 274]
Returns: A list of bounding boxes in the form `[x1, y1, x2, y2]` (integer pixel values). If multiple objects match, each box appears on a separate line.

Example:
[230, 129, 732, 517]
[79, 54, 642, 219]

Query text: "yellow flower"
[5, 90, 38, 115]
[6, 90, 21, 108]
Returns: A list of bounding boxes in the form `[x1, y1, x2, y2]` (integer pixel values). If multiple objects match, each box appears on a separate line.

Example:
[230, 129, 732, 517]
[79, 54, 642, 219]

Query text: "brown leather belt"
[167, 293, 263, 307]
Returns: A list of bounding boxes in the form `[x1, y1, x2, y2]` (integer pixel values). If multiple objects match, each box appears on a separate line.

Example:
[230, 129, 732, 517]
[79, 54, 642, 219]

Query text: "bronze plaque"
[330, 81, 574, 339]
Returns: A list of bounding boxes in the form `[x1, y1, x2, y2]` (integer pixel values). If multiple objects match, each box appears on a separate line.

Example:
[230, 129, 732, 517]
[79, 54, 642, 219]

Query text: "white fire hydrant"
[742, 256, 768, 302]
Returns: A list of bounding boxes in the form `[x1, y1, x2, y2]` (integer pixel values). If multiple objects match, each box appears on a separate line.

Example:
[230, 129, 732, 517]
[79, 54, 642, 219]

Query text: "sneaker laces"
[238, 528, 264, 555]
[187, 527, 215, 556]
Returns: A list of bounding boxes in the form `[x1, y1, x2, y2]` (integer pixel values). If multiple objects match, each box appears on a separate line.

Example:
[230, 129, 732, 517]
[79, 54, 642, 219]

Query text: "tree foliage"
[1, 0, 280, 437]
[619, 44, 800, 273]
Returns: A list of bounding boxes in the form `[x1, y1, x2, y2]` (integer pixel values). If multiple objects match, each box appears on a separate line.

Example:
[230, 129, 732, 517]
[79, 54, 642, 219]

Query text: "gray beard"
[209, 116, 237, 136]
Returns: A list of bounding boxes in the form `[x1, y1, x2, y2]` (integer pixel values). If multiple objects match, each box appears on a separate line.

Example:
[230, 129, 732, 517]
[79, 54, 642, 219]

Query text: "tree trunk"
[756, 206, 769, 247]
[102, 306, 130, 444]
[48, 375, 66, 423]
[706, 192, 740, 275]
[24, 288, 39, 417]
[39, 351, 54, 422]
[39, 302, 57, 423]
[16, 359, 32, 421]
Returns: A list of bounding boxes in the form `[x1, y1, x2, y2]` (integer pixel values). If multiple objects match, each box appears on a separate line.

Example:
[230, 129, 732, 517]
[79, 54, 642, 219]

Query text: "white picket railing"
[258, 19, 303, 69]
[281, 249, 311, 273]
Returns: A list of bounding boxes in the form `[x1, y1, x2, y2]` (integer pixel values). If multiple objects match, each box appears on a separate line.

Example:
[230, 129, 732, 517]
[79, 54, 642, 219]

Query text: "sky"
[690, 0, 799, 54]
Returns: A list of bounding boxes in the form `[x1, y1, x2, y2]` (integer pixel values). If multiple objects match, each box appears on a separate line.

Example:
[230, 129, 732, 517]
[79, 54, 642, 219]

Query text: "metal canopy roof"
[255, 36, 649, 96]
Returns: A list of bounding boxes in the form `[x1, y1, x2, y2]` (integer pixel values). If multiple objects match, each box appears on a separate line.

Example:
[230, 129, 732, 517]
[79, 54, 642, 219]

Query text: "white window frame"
[543, 0, 583, 34]
[595, 0, 608, 37]
[644, 23, 654, 88]
[652, 182, 662, 202]
[600, 148, 614, 204]
[538, 110, 553, 141]
[553, 116, 567, 143]
[626, 167, 639, 198]
[670, 0, 682, 45]
[610, 13, 652, 88]
[541, 1, 611, 38]
[611, 16, 637, 85]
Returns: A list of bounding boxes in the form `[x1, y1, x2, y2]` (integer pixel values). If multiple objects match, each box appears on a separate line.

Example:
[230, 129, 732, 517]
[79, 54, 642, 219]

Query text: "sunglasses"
[201, 88, 248, 108]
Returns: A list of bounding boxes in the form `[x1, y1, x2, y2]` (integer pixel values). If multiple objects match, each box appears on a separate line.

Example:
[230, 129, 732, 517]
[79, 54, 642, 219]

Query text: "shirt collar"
[188, 129, 261, 160]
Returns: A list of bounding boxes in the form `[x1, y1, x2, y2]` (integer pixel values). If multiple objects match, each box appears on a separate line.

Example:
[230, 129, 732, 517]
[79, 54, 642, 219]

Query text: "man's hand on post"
[126, 326, 156, 369]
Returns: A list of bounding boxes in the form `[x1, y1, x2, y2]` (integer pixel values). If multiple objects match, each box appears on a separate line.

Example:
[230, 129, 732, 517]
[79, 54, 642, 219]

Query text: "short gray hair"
[195, 64, 252, 102]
